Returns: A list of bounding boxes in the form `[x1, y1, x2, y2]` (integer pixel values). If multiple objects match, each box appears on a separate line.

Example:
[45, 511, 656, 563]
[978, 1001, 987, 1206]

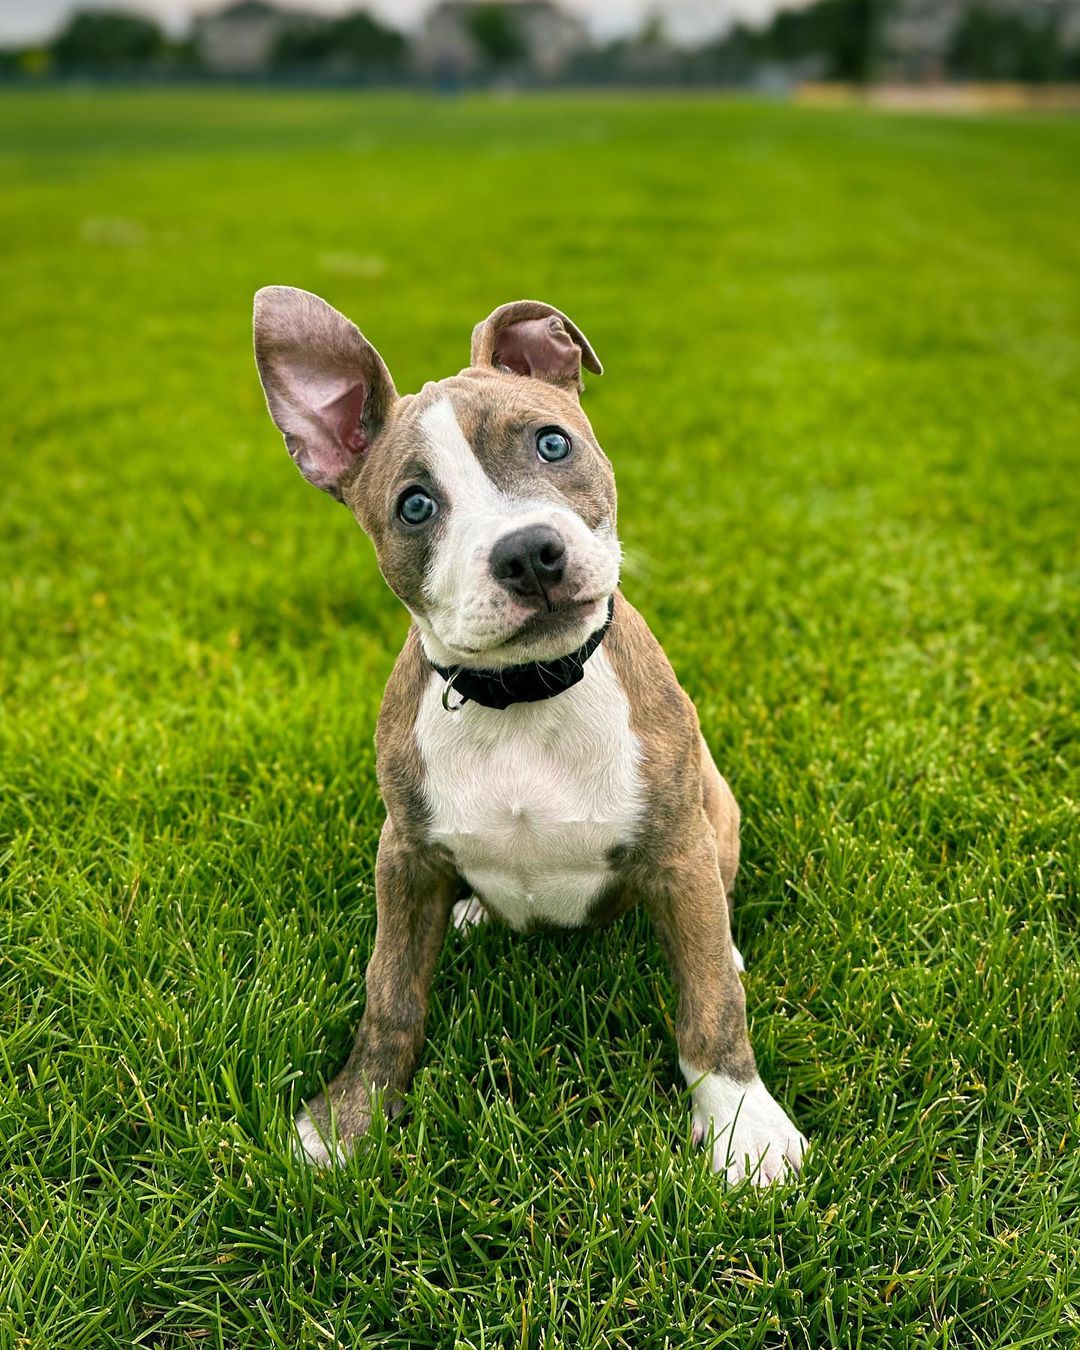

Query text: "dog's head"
[253, 288, 619, 669]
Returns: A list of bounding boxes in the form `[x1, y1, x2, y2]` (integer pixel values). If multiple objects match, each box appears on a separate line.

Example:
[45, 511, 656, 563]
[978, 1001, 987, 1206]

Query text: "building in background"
[414, 1, 590, 77]
[194, 0, 302, 73]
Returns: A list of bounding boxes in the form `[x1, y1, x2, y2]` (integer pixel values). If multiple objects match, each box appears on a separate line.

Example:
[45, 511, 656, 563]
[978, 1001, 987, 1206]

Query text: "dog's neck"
[428, 596, 615, 712]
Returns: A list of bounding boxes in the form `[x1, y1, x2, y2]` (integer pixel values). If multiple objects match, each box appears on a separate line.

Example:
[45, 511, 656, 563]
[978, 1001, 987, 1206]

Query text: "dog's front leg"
[647, 842, 807, 1186]
[294, 821, 456, 1166]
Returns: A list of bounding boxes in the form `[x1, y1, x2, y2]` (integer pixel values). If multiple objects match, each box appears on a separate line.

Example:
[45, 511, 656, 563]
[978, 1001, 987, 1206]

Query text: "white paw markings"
[682, 1064, 807, 1187]
[292, 1107, 344, 1168]
[452, 895, 489, 930]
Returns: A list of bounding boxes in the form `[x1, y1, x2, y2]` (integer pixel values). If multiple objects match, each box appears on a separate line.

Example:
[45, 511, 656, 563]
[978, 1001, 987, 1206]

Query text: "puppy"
[253, 289, 807, 1184]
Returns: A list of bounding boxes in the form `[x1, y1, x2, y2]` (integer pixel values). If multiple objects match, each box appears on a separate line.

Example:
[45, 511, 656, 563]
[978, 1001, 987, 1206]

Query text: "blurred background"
[3, 0, 1080, 102]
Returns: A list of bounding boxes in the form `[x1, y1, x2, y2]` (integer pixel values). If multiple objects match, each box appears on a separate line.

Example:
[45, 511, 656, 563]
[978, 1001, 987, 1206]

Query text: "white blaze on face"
[414, 396, 621, 667]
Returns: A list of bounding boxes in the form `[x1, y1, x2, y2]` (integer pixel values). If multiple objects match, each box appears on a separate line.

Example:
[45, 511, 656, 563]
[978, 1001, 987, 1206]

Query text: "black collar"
[430, 596, 615, 711]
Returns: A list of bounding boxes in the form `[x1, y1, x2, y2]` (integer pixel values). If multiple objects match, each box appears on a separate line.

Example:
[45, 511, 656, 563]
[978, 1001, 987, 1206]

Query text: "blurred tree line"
[2, 1, 1078, 83]
[704, 0, 1079, 83]
[947, 5, 1078, 81]
[0, 6, 406, 77]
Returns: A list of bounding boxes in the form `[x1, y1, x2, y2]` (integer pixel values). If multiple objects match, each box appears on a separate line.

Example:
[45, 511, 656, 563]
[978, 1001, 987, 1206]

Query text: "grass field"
[1, 89, 1079, 1348]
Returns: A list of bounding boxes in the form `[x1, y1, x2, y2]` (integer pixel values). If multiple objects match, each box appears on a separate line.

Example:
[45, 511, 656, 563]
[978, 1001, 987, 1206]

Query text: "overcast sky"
[0, 0, 801, 46]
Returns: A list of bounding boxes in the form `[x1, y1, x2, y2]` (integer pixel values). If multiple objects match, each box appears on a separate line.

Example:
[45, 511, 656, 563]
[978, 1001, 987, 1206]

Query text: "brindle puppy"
[253, 289, 807, 1184]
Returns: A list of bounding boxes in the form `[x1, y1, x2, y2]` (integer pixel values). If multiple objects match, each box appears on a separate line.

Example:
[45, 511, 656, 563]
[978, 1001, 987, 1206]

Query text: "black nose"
[489, 524, 567, 601]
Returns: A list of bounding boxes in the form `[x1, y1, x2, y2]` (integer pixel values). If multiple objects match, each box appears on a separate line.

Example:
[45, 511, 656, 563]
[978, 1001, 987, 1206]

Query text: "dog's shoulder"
[606, 592, 699, 744]
[606, 592, 707, 861]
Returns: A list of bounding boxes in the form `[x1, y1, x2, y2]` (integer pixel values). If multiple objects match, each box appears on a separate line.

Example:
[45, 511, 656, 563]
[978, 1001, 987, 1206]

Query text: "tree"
[272, 9, 406, 71]
[52, 9, 165, 71]
[761, 0, 879, 82]
[948, 6, 1065, 83]
[271, 18, 332, 68]
[332, 11, 406, 66]
[468, 4, 527, 66]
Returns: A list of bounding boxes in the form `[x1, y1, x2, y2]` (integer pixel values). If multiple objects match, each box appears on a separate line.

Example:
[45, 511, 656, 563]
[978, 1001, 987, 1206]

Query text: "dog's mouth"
[506, 596, 605, 646]
[456, 595, 609, 664]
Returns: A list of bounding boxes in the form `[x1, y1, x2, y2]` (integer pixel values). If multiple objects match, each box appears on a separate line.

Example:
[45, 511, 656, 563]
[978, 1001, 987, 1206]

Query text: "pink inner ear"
[496, 316, 582, 386]
[280, 364, 369, 480]
[273, 363, 370, 493]
[317, 381, 368, 456]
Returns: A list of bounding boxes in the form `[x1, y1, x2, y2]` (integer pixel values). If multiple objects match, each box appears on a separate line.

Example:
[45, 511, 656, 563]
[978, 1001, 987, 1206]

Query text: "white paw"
[292, 1106, 345, 1168]
[452, 895, 488, 931]
[682, 1062, 807, 1187]
[731, 944, 745, 973]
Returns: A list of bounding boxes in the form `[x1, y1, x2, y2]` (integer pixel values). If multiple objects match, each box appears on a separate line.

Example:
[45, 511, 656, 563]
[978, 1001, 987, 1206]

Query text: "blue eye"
[398, 488, 437, 525]
[536, 427, 572, 463]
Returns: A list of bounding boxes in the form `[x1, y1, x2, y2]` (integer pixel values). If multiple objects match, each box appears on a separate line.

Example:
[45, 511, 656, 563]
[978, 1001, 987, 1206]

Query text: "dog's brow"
[419, 396, 499, 507]
[396, 456, 434, 486]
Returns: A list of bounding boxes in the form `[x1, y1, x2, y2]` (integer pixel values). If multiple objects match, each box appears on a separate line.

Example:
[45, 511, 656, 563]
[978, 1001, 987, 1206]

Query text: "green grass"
[1, 89, 1078, 1348]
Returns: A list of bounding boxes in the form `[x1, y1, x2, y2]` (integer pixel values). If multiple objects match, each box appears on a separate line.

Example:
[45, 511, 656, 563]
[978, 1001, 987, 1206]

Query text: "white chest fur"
[415, 649, 645, 931]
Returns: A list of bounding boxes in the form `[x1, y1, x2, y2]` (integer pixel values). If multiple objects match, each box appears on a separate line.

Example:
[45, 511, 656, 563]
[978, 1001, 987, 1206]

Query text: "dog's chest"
[415, 650, 644, 931]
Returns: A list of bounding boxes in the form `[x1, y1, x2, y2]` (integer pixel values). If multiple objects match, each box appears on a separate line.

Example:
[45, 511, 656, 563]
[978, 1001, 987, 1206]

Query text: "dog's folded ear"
[471, 300, 602, 394]
[253, 286, 396, 500]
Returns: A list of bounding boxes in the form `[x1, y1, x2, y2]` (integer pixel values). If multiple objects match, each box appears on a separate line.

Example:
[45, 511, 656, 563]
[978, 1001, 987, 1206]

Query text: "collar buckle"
[440, 668, 468, 713]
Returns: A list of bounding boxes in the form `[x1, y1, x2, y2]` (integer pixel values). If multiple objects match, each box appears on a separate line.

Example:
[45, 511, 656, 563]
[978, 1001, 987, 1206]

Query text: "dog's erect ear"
[253, 286, 396, 500]
[470, 300, 602, 393]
